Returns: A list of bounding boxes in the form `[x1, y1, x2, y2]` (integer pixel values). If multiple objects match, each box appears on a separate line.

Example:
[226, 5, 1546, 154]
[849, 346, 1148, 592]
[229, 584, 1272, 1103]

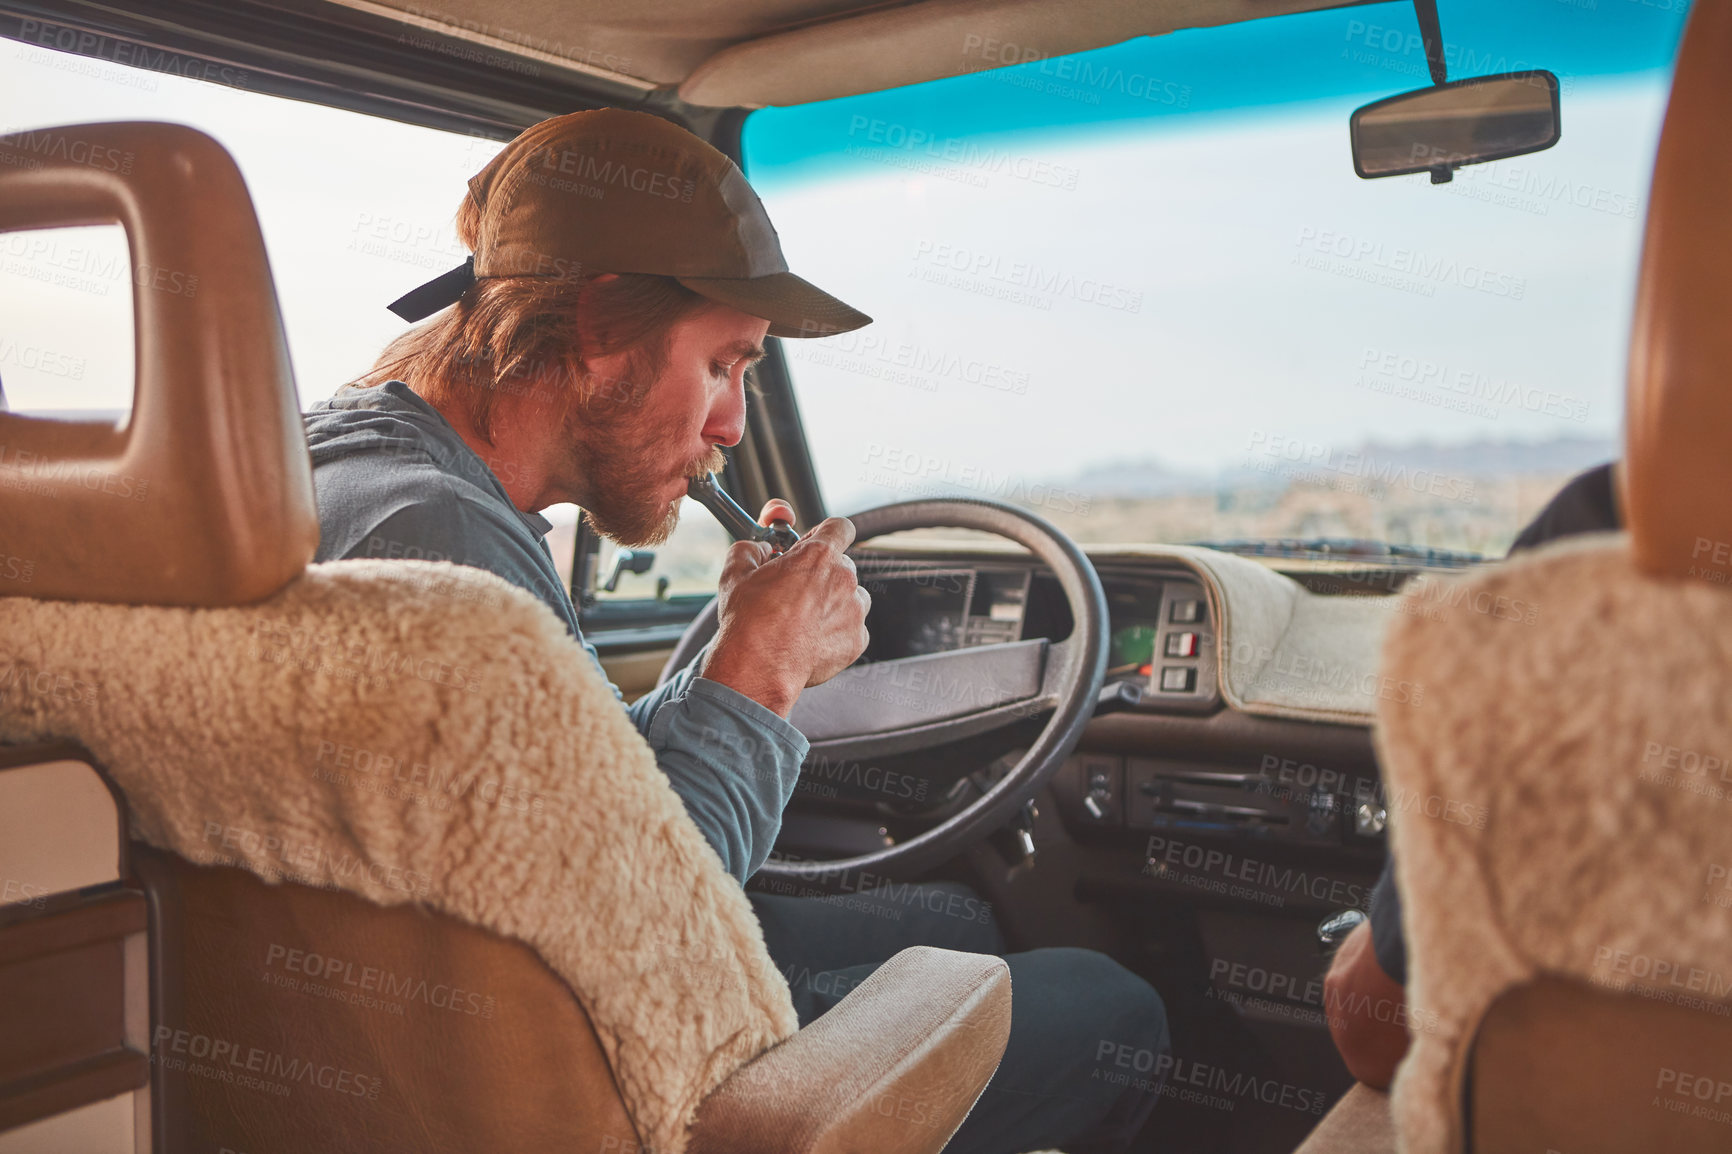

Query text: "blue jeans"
[749, 882, 1170, 1154]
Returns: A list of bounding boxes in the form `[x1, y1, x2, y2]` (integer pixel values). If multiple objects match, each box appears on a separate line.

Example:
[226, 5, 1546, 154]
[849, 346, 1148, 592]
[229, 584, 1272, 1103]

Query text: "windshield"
[741, 0, 1689, 558]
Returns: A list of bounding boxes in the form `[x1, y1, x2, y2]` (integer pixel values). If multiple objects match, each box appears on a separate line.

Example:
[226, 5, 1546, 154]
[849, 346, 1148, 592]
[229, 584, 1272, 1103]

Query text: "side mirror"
[1351, 71, 1560, 183]
[602, 547, 656, 593]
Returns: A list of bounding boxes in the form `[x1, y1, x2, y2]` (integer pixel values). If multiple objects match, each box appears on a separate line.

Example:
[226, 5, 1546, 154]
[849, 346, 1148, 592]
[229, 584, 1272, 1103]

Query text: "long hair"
[356, 194, 707, 440]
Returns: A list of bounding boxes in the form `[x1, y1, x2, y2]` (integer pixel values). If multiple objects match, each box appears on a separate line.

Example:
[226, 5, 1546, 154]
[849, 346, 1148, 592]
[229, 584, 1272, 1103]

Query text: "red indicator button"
[1164, 632, 1199, 658]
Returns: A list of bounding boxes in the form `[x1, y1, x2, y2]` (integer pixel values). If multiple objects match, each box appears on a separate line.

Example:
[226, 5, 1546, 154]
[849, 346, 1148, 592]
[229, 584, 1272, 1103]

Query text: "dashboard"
[838, 548, 1393, 858]
[803, 546, 1396, 1136]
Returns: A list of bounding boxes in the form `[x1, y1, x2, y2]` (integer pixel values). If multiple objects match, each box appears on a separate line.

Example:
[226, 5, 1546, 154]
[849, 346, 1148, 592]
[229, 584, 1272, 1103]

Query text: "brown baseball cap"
[387, 108, 870, 339]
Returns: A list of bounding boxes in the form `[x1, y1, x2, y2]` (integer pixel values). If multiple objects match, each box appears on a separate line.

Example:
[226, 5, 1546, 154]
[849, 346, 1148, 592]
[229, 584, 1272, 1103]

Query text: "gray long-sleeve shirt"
[302, 380, 806, 882]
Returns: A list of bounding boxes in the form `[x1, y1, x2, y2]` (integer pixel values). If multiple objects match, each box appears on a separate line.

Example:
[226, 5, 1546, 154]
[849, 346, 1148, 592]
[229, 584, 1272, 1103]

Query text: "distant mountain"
[1333, 435, 1619, 478]
[1065, 457, 1212, 497]
[1060, 434, 1619, 497]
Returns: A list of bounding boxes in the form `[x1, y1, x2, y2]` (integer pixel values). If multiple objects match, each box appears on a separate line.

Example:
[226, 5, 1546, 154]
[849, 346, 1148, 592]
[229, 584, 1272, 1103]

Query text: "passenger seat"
[1297, 5, 1732, 1151]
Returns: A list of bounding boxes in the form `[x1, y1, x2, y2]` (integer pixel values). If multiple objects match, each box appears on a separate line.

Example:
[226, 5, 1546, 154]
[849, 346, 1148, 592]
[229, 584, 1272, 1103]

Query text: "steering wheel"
[658, 498, 1108, 882]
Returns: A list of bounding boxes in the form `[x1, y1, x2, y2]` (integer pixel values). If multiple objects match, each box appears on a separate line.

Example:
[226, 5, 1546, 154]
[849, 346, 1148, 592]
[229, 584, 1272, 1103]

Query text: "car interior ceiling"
[0, 2, 1723, 1154]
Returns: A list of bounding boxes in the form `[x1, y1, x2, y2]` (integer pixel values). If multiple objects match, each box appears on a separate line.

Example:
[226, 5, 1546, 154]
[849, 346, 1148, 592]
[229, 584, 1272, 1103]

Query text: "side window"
[575, 498, 734, 641]
[588, 499, 734, 601]
[1, 32, 762, 644]
[1, 31, 504, 414]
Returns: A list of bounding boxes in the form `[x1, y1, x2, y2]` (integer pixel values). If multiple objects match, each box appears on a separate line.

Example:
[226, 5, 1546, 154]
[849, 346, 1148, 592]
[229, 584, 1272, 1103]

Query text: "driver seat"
[0, 122, 1010, 1154]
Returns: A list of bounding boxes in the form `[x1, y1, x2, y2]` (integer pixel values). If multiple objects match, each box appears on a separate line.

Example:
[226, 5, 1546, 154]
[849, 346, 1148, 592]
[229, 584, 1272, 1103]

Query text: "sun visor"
[679, 0, 1379, 108]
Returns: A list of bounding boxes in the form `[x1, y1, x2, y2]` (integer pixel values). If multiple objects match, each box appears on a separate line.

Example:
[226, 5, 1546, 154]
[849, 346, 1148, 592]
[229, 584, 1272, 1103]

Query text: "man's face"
[564, 301, 769, 546]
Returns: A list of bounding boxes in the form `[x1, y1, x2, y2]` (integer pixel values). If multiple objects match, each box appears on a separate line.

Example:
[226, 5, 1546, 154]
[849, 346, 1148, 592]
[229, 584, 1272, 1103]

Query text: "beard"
[562, 364, 725, 547]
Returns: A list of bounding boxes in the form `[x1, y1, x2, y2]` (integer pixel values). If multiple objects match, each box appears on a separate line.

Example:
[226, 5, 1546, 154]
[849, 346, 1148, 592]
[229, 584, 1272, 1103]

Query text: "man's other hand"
[700, 506, 871, 718]
[1324, 920, 1410, 1090]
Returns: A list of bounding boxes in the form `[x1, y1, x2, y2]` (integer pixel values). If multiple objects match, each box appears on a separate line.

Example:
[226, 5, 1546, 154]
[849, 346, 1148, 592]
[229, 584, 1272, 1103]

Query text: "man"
[305, 109, 1168, 1154]
[1325, 462, 1622, 1088]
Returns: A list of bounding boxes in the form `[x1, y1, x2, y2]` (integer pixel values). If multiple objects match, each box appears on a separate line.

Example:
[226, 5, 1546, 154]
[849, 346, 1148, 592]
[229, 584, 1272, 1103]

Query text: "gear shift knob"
[686, 472, 800, 555]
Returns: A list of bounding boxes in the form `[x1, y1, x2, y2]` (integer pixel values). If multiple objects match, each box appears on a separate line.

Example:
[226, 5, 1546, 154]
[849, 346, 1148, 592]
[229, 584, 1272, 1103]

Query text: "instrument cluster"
[856, 558, 1218, 710]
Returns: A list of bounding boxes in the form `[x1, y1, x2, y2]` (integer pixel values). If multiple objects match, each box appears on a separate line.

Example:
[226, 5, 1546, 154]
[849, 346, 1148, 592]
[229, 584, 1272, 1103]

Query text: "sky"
[0, 0, 1692, 522]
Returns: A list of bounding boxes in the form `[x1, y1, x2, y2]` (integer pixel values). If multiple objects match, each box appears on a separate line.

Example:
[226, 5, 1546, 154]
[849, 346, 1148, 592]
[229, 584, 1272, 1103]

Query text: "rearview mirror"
[1351, 71, 1560, 183]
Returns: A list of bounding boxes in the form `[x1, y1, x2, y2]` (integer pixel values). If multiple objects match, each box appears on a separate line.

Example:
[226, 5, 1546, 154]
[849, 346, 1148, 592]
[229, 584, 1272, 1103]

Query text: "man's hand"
[1324, 920, 1411, 1090]
[699, 503, 871, 718]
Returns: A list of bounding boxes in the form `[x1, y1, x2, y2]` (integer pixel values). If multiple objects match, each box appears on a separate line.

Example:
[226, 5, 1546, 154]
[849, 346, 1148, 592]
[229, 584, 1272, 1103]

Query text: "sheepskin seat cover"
[0, 560, 799, 1153]
[1374, 534, 1732, 1152]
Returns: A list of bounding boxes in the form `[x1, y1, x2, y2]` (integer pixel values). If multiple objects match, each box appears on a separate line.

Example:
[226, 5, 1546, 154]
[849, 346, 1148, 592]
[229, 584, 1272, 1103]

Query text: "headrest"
[0, 122, 316, 606]
[1624, 6, 1732, 584]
